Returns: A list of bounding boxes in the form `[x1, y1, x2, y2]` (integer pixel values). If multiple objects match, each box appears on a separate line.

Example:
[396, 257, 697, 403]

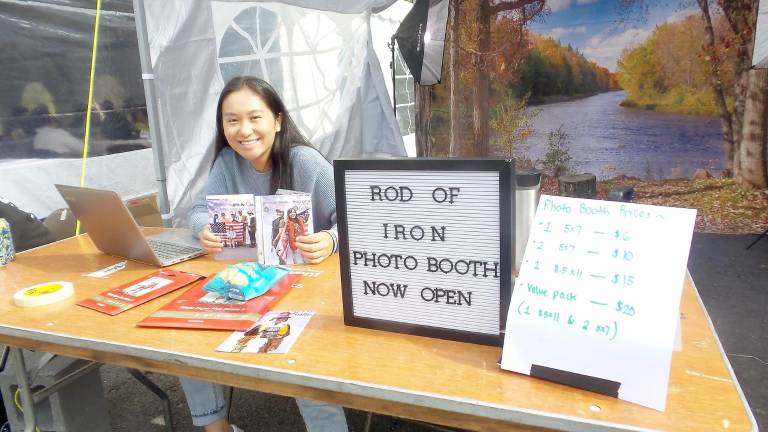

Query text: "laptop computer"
[54, 184, 204, 266]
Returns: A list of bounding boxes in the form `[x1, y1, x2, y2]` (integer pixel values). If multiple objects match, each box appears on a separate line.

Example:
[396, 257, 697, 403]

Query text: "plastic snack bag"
[203, 262, 289, 302]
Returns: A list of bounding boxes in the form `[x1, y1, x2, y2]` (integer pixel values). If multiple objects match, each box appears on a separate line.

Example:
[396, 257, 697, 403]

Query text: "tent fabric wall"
[753, 0, 768, 68]
[0, 0, 154, 218]
[141, 0, 406, 227]
[0, 149, 156, 218]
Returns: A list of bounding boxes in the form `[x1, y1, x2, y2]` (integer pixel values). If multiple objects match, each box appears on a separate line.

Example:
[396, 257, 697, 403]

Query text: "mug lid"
[515, 168, 542, 187]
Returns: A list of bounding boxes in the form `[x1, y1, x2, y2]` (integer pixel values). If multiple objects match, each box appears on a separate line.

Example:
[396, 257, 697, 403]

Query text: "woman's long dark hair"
[213, 76, 310, 193]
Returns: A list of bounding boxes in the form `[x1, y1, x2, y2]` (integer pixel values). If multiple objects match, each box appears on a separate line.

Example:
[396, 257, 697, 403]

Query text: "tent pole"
[391, 35, 397, 114]
[133, 0, 171, 227]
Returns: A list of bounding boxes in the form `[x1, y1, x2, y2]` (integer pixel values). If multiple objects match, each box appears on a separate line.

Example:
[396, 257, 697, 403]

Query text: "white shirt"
[32, 126, 83, 155]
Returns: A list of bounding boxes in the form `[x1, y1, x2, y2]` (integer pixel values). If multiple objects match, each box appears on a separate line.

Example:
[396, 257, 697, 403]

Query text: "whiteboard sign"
[501, 195, 696, 411]
[334, 159, 513, 346]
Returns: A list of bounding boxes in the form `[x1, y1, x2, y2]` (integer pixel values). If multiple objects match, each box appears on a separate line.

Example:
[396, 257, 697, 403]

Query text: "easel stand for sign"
[746, 228, 767, 250]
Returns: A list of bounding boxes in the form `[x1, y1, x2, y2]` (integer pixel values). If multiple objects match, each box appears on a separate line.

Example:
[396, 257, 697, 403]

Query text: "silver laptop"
[54, 184, 204, 266]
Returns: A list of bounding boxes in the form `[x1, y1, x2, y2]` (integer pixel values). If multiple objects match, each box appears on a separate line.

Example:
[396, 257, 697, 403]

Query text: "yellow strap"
[76, 0, 103, 236]
[13, 388, 41, 432]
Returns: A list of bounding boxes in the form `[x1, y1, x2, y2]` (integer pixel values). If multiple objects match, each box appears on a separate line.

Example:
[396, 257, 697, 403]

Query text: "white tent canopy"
[139, 0, 407, 227]
[754, 0, 768, 68]
[0, 0, 409, 221]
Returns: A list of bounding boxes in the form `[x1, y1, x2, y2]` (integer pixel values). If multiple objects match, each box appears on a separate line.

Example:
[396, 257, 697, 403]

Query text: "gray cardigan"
[190, 145, 337, 244]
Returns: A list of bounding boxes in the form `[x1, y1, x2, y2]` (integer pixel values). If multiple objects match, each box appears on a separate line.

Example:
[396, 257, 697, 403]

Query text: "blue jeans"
[179, 377, 348, 431]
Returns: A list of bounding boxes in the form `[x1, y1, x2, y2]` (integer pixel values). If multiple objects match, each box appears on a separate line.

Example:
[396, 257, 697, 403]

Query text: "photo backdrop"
[142, 0, 406, 226]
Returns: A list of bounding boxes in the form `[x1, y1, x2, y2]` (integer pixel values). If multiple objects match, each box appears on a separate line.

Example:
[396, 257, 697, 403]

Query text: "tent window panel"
[0, 1, 149, 160]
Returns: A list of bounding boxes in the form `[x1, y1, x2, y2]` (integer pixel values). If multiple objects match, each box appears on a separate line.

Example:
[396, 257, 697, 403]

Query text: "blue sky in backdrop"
[528, 0, 700, 71]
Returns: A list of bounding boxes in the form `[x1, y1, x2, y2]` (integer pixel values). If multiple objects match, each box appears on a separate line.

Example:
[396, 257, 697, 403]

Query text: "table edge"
[0, 323, 667, 432]
[686, 270, 758, 431]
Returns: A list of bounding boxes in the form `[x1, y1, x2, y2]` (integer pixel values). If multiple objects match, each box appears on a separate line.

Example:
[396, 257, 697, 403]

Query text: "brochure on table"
[216, 310, 314, 354]
[207, 191, 313, 265]
[138, 272, 300, 331]
[78, 269, 204, 316]
[501, 195, 696, 411]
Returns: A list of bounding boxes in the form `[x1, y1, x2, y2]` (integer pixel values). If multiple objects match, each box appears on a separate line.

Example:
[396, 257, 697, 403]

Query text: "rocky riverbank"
[540, 176, 768, 234]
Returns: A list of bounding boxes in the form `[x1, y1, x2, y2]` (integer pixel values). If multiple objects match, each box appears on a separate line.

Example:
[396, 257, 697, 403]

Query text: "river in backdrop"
[525, 90, 724, 180]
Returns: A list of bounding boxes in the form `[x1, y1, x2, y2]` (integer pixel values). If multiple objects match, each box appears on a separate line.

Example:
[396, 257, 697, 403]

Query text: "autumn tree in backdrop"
[472, 0, 547, 156]
[620, 0, 766, 189]
[515, 34, 619, 100]
[616, 14, 726, 115]
[488, 95, 538, 163]
[437, 0, 615, 158]
[441, 0, 546, 157]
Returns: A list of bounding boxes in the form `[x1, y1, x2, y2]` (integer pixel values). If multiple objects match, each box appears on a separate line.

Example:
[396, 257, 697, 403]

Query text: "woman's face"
[288, 209, 297, 219]
[221, 88, 282, 171]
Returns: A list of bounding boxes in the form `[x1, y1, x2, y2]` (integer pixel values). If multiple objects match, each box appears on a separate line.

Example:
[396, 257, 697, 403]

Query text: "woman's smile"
[238, 138, 261, 148]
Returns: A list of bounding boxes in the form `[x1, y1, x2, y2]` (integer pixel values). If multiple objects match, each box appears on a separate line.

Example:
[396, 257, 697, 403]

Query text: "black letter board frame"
[334, 158, 514, 346]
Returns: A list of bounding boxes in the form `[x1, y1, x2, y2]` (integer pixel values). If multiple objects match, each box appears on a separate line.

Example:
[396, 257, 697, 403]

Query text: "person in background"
[100, 100, 138, 140]
[247, 211, 256, 248]
[20, 82, 55, 116]
[225, 226, 236, 248]
[270, 208, 286, 264]
[184, 75, 342, 432]
[210, 213, 225, 235]
[6, 106, 31, 140]
[275, 206, 307, 264]
[68, 101, 88, 138]
[124, 98, 150, 138]
[1, 106, 32, 158]
[30, 105, 83, 157]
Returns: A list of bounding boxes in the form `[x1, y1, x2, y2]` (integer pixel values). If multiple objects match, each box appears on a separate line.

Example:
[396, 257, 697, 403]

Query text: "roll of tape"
[14, 282, 74, 307]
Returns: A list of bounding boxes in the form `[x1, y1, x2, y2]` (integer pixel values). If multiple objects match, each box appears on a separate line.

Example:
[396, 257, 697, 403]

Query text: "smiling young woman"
[191, 76, 338, 263]
[184, 76, 346, 432]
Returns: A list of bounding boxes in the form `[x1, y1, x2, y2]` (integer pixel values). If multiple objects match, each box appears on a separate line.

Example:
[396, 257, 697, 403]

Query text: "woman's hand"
[295, 231, 334, 264]
[199, 224, 224, 254]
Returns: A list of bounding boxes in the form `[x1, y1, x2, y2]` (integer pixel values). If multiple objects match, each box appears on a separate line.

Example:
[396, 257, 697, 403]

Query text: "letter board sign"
[334, 158, 513, 346]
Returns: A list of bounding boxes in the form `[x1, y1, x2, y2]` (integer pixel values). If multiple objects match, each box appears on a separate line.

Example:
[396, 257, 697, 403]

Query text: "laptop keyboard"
[147, 238, 202, 261]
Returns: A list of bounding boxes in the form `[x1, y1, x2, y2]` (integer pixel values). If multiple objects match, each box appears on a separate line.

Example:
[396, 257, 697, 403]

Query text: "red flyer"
[137, 272, 300, 331]
[78, 269, 204, 316]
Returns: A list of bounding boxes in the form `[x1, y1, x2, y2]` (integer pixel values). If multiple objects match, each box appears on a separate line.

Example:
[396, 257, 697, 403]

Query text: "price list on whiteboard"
[501, 195, 696, 411]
